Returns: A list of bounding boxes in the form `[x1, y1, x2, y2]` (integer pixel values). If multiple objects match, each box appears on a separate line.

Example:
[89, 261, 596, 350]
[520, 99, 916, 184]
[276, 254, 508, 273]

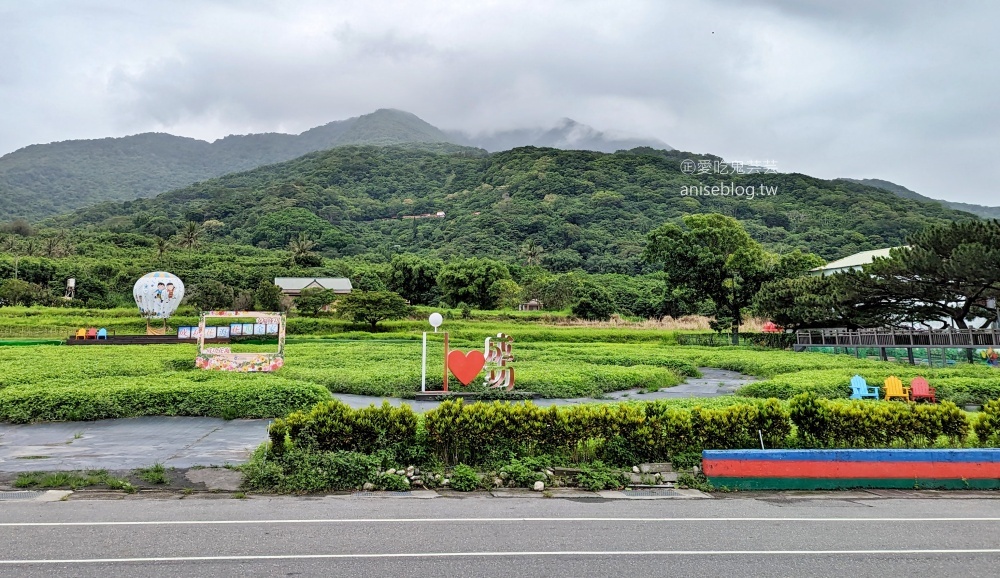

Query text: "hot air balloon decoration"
[133, 271, 185, 335]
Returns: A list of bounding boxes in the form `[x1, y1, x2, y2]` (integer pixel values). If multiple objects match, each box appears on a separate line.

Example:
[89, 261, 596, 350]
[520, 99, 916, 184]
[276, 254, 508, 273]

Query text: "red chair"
[86, 327, 97, 339]
[909, 376, 936, 403]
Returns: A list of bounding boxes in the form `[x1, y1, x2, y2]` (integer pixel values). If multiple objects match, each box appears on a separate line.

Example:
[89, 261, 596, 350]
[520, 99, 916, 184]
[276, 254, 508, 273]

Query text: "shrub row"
[268, 397, 997, 469]
[788, 393, 969, 447]
[973, 399, 1000, 446]
[740, 368, 1000, 405]
[269, 398, 785, 466]
[269, 401, 422, 460]
[0, 378, 331, 423]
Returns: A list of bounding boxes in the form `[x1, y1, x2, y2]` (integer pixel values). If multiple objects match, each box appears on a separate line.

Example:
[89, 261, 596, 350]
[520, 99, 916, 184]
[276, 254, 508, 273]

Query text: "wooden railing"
[796, 328, 1000, 349]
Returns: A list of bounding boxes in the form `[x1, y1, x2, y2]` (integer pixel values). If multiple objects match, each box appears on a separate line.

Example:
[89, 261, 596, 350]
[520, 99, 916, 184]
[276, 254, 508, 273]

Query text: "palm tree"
[288, 233, 317, 266]
[43, 236, 60, 258]
[55, 231, 72, 257]
[178, 222, 200, 249]
[0, 235, 17, 254]
[520, 240, 544, 266]
[155, 237, 170, 261]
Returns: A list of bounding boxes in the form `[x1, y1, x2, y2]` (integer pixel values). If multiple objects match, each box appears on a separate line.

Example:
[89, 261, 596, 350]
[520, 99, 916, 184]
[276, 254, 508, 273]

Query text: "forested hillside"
[58, 145, 975, 268]
[0, 109, 458, 221]
[0, 109, 678, 222]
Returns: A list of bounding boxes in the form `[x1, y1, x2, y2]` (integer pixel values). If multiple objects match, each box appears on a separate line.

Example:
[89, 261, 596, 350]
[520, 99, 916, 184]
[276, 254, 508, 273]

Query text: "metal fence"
[795, 328, 1000, 349]
[0, 325, 77, 339]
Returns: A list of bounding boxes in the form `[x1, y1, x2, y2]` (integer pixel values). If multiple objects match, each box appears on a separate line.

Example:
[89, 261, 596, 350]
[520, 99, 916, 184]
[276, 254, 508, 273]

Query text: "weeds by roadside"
[15, 470, 135, 493]
[134, 463, 170, 484]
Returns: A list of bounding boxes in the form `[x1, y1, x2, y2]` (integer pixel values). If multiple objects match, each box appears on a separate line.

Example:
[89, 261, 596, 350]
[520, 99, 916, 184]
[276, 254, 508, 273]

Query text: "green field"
[2, 327, 999, 423]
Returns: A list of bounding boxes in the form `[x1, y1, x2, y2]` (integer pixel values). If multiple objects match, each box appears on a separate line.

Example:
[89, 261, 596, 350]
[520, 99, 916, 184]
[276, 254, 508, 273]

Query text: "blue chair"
[849, 375, 879, 400]
[97, 328, 108, 340]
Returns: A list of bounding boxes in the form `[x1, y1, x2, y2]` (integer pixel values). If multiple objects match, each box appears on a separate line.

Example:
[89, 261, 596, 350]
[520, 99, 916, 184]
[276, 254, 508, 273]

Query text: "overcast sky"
[2, 0, 997, 204]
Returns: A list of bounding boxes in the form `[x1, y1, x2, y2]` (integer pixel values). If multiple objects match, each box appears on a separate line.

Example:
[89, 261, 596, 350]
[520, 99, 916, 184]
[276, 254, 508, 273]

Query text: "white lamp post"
[422, 313, 444, 392]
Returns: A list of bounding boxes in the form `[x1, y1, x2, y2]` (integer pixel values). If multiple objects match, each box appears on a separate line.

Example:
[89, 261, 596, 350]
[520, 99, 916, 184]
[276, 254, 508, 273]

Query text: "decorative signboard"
[447, 350, 486, 386]
[195, 311, 286, 372]
[484, 333, 515, 390]
[445, 332, 515, 390]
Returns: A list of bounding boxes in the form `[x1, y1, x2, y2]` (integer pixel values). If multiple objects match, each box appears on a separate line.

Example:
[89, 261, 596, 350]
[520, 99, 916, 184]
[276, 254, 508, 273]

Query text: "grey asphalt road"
[0, 416, 269, 471]
[0, 369, 754, 472]
[2, 495, 1000, 577]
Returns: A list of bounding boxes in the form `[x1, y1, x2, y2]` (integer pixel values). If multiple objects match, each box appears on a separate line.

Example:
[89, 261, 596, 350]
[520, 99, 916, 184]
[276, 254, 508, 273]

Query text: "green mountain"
[0, 109, 456, 222]
[840, 178, 1000, 219]
[58, 145, 976, 268]
[0, 109, 678, 223]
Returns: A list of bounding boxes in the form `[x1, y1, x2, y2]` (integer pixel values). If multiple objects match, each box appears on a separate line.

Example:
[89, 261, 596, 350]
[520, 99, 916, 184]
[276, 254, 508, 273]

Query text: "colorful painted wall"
[703, 449, 1000, 490]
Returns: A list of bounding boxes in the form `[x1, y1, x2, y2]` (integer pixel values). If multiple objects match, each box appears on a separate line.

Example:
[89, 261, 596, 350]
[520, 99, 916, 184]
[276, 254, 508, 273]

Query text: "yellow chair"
[884, 375, 910, 401]
[74, 328, 86, 340]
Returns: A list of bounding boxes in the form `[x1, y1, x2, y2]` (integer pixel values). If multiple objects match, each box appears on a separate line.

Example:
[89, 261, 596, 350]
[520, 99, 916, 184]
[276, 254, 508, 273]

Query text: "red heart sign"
[448, 350, 486, 386]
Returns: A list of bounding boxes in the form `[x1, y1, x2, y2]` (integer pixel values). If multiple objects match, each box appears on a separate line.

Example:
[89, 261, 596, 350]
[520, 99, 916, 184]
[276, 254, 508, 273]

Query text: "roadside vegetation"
[242, 395, 1000, 494]
[14, 469, 135, 492]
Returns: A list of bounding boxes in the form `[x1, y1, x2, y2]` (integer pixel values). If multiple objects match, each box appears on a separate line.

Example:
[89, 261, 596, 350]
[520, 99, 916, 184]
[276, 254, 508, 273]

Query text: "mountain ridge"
[839, 178, 1000, 219]
[0, 109, 670, 222]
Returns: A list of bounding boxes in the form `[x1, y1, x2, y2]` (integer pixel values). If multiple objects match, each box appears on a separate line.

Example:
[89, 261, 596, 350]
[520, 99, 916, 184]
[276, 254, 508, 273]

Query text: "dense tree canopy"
[755, 220, 1000, 330]
[55, 146, 975, 267]
[337, 290, 411, 331]
[644, 214, 776, 342]
[437, 257, 512, 309]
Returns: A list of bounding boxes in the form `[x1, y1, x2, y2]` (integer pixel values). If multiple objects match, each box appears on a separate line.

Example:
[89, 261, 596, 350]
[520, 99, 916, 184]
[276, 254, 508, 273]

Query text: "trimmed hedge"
[974, 399, 1000, 446]
[269, 400, 421, 459]
[423, 398, 793, 465]
[270, 398, 792, 467]
[789, 393, 969, 447]
[0, 378, 331, 423]
[267, 397, 994, 471]
[740, 368, 1000, 405]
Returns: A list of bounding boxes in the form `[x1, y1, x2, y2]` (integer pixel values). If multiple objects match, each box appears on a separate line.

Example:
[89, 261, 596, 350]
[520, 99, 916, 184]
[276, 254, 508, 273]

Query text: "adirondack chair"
[909, 376, 936, 403]
[74, 328, 86, 340]
[849, 375, 879, 400]
[86, 327, 97, 339]
[884, 375, 910, 401]
[96, 328, 108, 340]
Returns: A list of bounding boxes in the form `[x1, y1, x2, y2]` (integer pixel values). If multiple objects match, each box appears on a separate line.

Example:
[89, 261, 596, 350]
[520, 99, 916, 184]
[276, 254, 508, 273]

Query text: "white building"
[809, 247, 898, 276]
[274, 277, 353, 297]
[808, 247, 991, 329]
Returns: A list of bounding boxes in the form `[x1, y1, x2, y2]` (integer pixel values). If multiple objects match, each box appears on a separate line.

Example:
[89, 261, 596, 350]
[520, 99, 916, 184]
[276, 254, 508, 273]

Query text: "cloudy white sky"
[1, 0, 997, 203]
